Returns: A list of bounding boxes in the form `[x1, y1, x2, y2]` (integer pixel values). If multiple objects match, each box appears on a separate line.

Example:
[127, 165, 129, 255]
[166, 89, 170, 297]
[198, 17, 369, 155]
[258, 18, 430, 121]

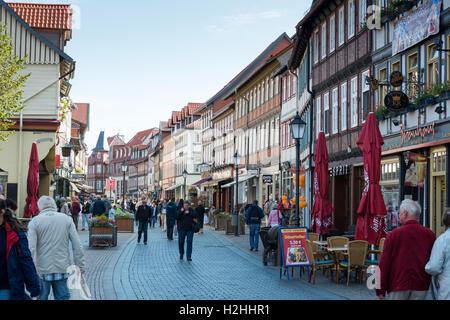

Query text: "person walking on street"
[92, 195, 107, 217]
[151, 200, 158, 228]
[135, 198, 152, 245]
[129, 200, 136, 215]
[161, 199, 168, 232]
[60, 198, 71, 217]
[166, 198, 177, 240]
[102, 195, 111, 215]
[28, 196, 85, 300]
[195, 201, 205, 234]
[71, 197, 81, 230]
[245, 200, 264, 252]
[175, 201, 198, 261]
[81, 200, 91, 231]
[0, 200, 41, 300]
[425, 209, 450, 300]
[376, 199, 436, 300]
[266, 207, 283, 227]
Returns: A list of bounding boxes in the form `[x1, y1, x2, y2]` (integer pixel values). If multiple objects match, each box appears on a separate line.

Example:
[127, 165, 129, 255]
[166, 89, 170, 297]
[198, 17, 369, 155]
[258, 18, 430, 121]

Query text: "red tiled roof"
[188, 103, 202, 115]
[213, 98, 233, 114]
[126, 128, 156, 147]
[72, 103, 89, 127]
[71, 128, 78, 138]
[7, 3, 73, 30]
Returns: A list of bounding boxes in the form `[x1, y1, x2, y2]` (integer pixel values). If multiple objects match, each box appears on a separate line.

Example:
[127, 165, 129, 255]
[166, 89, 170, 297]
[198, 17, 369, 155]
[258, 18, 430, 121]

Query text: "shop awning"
[69, 181, 81, 193]
[221, 175, 258, 188]
[190, 177, 212, 187]
[198, 179, 220, 187]
[165, 183, 183, 191]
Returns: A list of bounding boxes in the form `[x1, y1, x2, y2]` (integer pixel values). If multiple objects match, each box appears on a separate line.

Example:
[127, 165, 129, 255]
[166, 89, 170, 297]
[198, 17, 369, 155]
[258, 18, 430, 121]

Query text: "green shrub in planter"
[115, 210, 133, 219]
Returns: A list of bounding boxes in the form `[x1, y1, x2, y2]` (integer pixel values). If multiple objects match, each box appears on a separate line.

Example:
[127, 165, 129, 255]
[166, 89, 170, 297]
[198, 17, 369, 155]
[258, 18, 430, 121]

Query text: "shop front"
[382, 119, 450, 237]
[211, 167, 234, 214]
[260, 165, 281, 203]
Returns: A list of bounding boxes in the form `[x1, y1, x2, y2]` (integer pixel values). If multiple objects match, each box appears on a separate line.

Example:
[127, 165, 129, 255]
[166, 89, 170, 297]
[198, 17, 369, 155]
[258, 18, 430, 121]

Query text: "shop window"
[427, 44, 439, 88]
[407, 53, 418, 98]
[379, 68, 387, 106]
[432, 151, 447, 173]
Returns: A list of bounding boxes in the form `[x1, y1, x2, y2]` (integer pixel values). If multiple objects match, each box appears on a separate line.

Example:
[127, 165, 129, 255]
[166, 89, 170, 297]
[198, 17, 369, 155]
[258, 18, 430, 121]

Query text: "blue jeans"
[178, 230, 194, 259]
[39, 279, 70, 300]
[138, 221, 149, 243]
[81, 214, 90, 230]
[0, 289, 10, 300]
[249, 223, 261, 250]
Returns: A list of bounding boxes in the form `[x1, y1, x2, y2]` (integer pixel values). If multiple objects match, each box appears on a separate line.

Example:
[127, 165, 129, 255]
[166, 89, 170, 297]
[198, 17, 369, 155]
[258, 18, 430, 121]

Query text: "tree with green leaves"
[0, 24, 30, 142]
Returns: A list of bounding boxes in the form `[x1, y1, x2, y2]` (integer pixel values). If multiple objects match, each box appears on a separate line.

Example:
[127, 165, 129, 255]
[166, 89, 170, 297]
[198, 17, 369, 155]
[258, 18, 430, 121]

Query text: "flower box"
[424, 96, 436, 105]
[225, 219, 246, 235]
[439, 91, 450, 101]
[89, 225, 117, 247]
[214, 214, 227, 231]
[115, 218, 134, 233]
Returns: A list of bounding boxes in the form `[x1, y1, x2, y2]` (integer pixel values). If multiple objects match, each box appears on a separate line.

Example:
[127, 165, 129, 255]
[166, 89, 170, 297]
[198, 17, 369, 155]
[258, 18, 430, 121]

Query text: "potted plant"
[89, 215, 117, 247]
[225, 214, 246, 235]
[214, 213, 228, 231]
[114, 210, 134, 233]
[375, 105, 389, 121]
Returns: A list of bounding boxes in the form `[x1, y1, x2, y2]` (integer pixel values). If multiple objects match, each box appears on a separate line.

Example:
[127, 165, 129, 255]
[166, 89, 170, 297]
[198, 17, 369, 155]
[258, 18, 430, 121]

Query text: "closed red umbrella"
[24, 142, 40, 218]
[311, 132, 334, 235]
[355, 113, 388, 245]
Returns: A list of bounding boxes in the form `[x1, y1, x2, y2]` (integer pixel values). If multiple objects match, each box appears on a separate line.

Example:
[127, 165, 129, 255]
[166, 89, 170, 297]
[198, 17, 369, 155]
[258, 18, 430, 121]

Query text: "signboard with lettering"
[262, 175, 273, 184]
[392, 0, 442, 55]
[279, 227, 311, 280]
[390, 71, 404, 87]
[385, 91, 409, 111]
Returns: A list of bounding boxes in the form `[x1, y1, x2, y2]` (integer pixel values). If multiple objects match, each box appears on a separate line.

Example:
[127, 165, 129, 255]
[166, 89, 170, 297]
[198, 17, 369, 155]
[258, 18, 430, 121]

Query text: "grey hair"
[400, 199, 421, 217]
[38, 196, 58, 212]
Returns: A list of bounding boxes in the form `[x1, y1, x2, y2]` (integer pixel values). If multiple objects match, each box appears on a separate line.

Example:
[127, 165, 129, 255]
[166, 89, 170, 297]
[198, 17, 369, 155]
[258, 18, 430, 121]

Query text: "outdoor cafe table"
[313, 241, 328, 247]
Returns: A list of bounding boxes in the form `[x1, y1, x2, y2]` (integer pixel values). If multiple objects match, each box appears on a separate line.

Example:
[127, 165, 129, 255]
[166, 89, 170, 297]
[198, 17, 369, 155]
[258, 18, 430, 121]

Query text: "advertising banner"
[392, 0, 442, 56]
[405, 152, 428, 188]
[279, 227, 311, 268]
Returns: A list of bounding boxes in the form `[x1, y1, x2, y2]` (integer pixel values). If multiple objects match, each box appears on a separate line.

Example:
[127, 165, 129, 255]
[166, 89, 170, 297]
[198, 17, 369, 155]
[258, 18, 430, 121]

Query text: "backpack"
[249, 206, 261, 224]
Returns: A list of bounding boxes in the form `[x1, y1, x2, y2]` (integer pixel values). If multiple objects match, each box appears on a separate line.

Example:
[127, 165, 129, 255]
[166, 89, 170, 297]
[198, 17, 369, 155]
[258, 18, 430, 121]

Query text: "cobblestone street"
[77, 225, 378, 300]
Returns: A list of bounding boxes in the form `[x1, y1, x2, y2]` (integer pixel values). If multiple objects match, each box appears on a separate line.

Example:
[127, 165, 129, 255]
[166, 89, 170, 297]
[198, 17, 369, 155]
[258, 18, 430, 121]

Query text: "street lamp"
[183, 169, 188, 200]
[121, 161, 128, 210]
[233, 152, 242, 236]
[289, 112, 307, 227]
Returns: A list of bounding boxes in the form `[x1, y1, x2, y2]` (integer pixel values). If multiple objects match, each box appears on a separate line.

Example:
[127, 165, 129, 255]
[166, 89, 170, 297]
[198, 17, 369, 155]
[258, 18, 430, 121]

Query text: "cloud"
[205, 10, 283, 32]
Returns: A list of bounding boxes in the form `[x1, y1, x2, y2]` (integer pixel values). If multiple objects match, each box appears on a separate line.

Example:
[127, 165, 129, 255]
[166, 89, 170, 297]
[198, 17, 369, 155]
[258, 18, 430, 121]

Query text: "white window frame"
[348, 0, 355, 39]
[330, 14, 335, 53]
[332, 88, 338, 134]
[316, 96, 322, 138]
[360, 0, 367, 29]
[341, 82, 347, 131]
[324, 92, 330, 136]
[321, 22, 327, 59]
[314, 30, 319, 64]
[361, 70, 370, 123]
[350, 76, 358, 128]
[339, 7, 345, 46]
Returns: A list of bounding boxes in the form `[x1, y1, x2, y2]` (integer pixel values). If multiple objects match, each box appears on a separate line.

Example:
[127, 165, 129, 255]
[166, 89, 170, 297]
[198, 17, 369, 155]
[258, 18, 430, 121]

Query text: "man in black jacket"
[92, 195, 107, 217]
[135, 198, 153, 245]
[166, 198, 178, 240]
[175, 201, 198, 261]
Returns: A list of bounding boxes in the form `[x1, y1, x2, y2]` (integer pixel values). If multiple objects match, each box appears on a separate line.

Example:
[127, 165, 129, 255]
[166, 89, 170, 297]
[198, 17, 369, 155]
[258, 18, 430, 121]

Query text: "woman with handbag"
[175, 201, 198, 262]
[0, 200, 41, 300]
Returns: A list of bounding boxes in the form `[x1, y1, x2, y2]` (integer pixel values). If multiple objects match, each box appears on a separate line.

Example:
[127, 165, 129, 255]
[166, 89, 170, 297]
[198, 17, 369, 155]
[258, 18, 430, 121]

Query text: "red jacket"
[377, 220, 436, 296]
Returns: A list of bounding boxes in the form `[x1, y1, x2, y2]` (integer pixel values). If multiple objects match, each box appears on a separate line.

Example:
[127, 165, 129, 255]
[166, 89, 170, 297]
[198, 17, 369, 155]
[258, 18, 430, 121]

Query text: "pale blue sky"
[8, 0, 312, 150]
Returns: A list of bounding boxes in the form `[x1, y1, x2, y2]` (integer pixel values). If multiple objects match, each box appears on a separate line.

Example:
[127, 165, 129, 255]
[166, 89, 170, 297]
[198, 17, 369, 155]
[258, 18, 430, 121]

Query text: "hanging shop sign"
[279, 227, 311, 280]
[404, 152, 428, 188]
[262, 175, 273, 184]
[385, 91, 409, 111]
[392, 0, 442, 56]
[390, 71, 404, 87]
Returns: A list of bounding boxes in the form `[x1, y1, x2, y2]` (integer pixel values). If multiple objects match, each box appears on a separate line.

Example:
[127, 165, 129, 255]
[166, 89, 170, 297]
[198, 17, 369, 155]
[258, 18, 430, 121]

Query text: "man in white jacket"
[28, 196, 85, 300]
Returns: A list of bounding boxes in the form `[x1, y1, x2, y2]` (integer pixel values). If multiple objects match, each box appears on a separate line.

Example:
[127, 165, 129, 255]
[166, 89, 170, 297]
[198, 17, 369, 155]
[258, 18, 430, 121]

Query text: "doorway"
[433, 175, 446, 237]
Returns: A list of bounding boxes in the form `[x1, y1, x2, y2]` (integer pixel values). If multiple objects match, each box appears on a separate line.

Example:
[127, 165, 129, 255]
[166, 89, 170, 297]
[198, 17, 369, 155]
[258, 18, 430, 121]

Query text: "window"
[287, 75, 291, 99]
[348, 0, 355, 39]
[341, 82, 347, 131]
[330, 14, 335, 53]
[379, 68, 387, 106]
[332, 88, 338, 134]
[96, 164, 102, 174]
[270, 78, 274, 98]
[351, 77, 358, 128]
[321, 22, 327, 59]
[407, 53, 418, 98]
[427, 44, 439, 87]
[360, 0, 367, 30]
[447, 35, 450, 82]
[339, 7, 345, 46]
[316, 96, 322, 138]
[324, 93, 330, 135]
[391, 61, 401, 90]
[265, 80, 269, 101]
[314, 30, 319, 63]
[283, 77, 287, 101]
[361, 71, 370, 122]
[275, 76, 279, 95]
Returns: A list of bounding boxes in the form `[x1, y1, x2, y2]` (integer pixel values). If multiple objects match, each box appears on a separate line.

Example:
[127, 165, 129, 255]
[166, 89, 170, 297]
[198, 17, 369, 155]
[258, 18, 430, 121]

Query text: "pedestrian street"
[77, 225, 378, 300]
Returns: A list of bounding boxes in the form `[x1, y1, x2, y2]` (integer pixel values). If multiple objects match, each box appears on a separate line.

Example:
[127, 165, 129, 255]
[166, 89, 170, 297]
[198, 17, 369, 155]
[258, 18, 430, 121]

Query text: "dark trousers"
[178, 229, 194, 259]
[72, 215, 79, 230]
[167, 219, 175, 239]
[138, 221, 149, 243]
